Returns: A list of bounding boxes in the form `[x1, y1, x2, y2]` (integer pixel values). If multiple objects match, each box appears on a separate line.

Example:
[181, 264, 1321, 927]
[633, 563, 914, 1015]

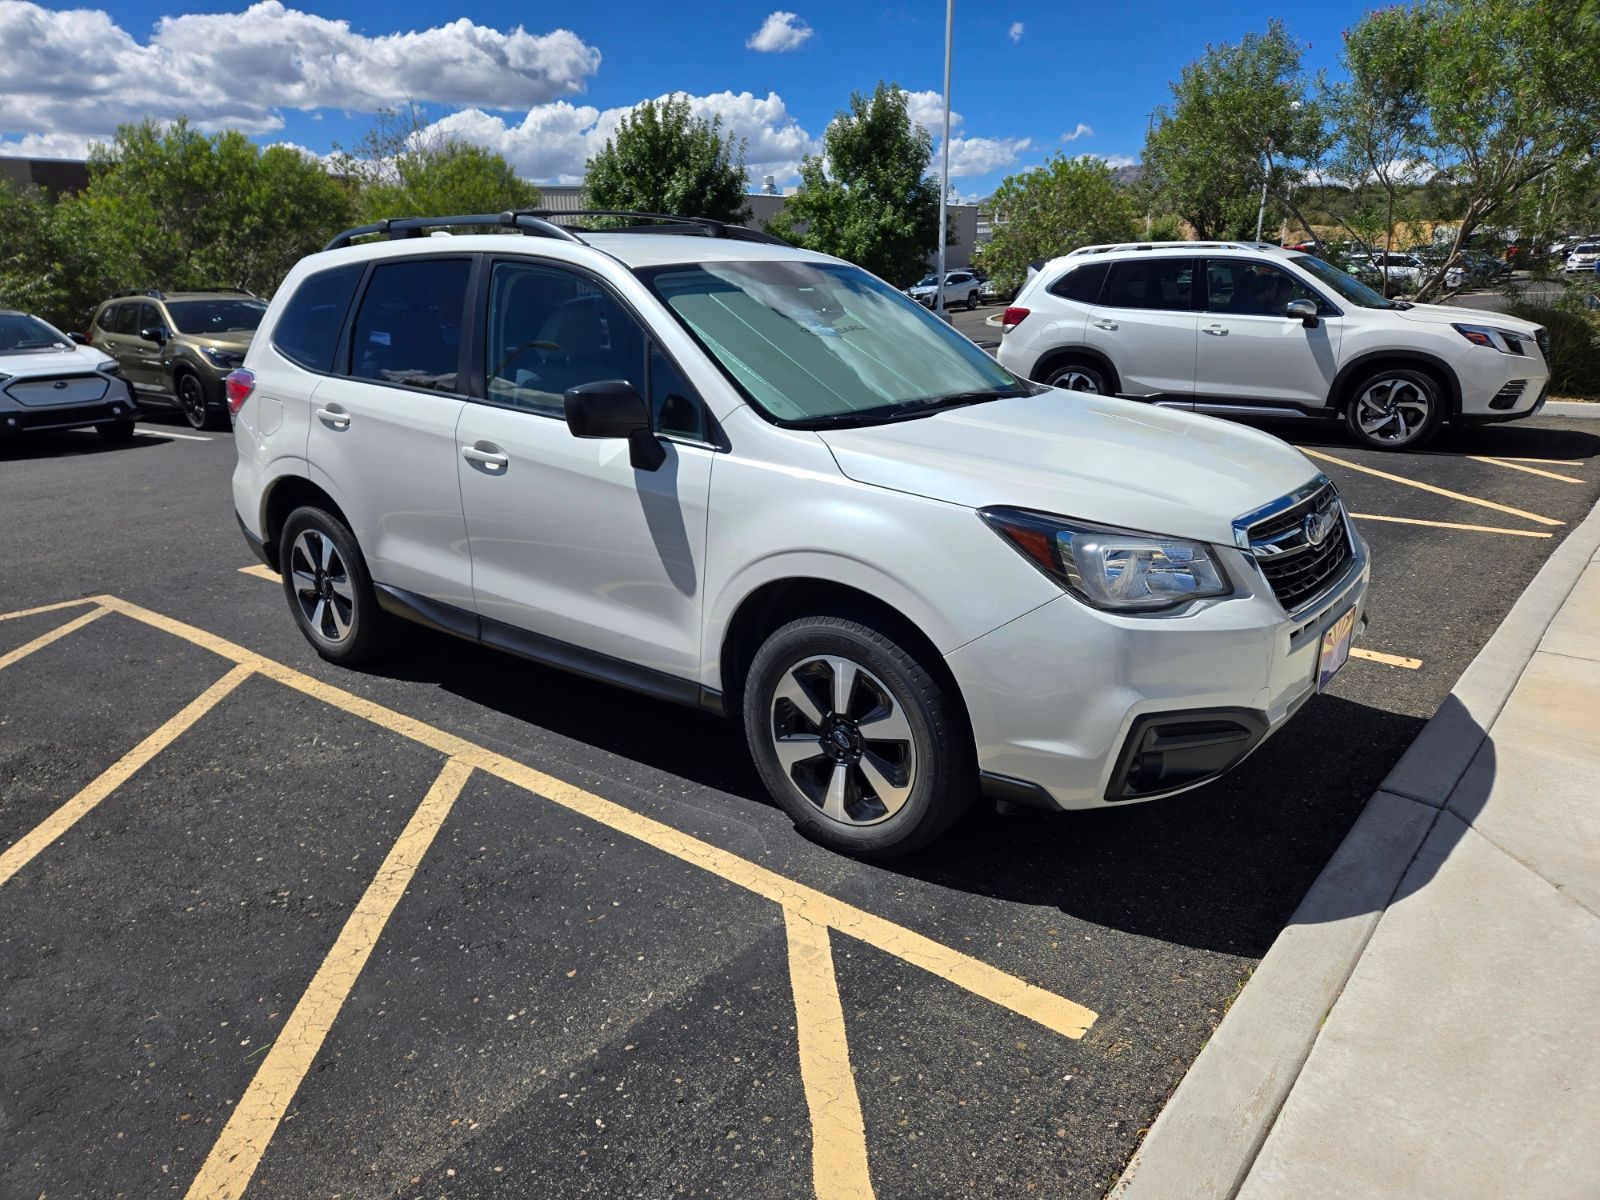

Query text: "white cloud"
[1061, 123, 1094, 142]
[903, 91, 963, 140]
[1008, 21, 1024, 42]
[1096, 153, 1139, 169]
[422, 91, 817, 185]
[945, 136, 1032, 177]
[0, 1, 600, 144]
[746, 11, 812, 52]
[0, 130, 92, 158]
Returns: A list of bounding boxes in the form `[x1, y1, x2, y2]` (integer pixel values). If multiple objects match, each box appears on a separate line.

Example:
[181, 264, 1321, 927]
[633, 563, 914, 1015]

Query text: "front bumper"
[0, 377, 138, 434]
[949, 536, 1371, 811]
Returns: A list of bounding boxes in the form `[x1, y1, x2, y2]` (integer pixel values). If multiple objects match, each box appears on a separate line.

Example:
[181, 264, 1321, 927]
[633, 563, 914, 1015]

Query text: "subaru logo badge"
[53, 380, 68, 389]
[1304, 509, 1336, 546]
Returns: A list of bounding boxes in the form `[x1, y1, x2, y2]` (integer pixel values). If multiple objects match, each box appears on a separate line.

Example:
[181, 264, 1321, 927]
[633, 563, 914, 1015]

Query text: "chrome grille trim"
[1233, 477, 1356, 615]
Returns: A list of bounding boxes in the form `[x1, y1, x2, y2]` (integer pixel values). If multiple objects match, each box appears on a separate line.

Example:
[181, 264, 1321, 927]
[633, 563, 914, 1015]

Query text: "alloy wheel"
[1049, 368, 1102, 393]
[289, 528, 355, 644]
[178, 375, 207, 429]
[769, 655, 917, 827]
[1355, 377, 1432, 444]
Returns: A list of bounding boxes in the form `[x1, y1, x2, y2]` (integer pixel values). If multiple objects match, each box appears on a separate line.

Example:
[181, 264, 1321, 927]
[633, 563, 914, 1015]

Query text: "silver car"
[0, 309, 138, 443]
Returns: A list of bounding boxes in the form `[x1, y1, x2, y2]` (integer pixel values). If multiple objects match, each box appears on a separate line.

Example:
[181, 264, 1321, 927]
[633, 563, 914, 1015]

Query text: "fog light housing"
[1107, 709, 1269, 800]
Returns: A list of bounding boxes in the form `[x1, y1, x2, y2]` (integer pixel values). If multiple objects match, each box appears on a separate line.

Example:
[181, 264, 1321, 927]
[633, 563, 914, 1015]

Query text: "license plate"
[1317, 606, 1357, 692]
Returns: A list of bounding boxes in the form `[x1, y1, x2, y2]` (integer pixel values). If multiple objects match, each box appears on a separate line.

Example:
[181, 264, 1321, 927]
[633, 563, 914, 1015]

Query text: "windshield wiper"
[787, 386, 1032, 430]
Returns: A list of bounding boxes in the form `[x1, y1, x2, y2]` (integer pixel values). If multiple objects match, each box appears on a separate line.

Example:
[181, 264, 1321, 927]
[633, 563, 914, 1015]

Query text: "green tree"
[982, 156, 1138, 291]
[0, 181, 108, 329]
[1142, 21, 1322, 241]
[584, 96, 751, 223]
[338, 107, 540, 223]
[768, 82, 941, 286]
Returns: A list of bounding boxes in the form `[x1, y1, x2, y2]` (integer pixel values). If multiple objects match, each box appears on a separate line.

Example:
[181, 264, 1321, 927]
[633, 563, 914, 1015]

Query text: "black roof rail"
[114, 289, 165, 300]
[526, 210, 790, 246]
[322, 211, 586, 251]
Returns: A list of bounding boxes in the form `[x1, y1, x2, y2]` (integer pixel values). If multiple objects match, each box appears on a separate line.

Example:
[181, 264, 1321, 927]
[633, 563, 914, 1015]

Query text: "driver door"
[1193, 259, 1341, 408]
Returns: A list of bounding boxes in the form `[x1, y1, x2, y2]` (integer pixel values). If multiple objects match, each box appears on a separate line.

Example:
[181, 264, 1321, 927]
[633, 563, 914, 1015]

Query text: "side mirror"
[140, 326, 167, 345]
[1285, 299, 1319, 328]
[68, 331, 88, 345]
[564, 379, 665, 471]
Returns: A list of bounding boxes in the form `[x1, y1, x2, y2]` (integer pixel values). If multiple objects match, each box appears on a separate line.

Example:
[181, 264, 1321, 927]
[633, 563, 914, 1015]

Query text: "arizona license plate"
[1317, 606, 1357, 692]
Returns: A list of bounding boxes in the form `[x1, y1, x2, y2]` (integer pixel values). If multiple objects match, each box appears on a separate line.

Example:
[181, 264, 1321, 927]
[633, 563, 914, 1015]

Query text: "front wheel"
[743, 616, 974, 859]
[1343, 367, 1444, 450]
[966, 291, 979, 311]
[279, 506, 387, 665]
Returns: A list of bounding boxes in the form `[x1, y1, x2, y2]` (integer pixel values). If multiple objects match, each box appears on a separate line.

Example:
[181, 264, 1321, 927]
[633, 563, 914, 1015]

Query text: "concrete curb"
[1109, 492, 1600, 1200]
[1546, 400, 1600, 419]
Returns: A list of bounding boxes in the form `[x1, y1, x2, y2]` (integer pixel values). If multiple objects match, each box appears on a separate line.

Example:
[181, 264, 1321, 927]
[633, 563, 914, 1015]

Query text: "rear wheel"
[966, 290, 979, 311]
[1043, 360, 1110, 395]
[743, 616, 974, 859]
[1343, 367, 1444, 450]
[279, 506, 387, 665]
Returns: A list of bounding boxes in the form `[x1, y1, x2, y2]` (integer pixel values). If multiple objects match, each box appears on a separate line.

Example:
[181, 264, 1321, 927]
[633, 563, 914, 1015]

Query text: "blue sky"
[0, 0, 1363, 196]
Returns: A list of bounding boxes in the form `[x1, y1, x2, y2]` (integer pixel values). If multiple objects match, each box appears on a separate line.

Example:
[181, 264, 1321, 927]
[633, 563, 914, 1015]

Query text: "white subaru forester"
[996, 240, 1550, 450]
[230, 213, 1370, 858]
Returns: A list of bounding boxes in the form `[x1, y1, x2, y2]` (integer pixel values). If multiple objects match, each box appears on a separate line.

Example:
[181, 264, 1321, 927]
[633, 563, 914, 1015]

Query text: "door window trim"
[1199, 257, 1343, 318]
[334, 252, 482, 401]
[1097, 257, 1200, 312]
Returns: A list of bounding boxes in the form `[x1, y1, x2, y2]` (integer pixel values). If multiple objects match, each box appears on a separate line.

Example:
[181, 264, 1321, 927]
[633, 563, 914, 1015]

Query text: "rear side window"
[350, 258, 471, 394]
[1101, 259, 1195, 310]
[273, 264, 363, 373]
[104, 303, 135, 335]
[1047, 261, 1111, 304]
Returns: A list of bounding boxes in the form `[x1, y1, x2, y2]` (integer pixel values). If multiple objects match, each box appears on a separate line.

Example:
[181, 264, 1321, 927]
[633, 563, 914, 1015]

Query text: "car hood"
[0, 346, 115, 376]
[1392, 302, 1544, 336]
[187, 330, 256, 351]
[816, 391, 1320, 546]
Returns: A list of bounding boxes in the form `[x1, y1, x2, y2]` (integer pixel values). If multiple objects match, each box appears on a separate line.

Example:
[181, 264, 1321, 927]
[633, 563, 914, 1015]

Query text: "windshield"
[913, 274, 938, 288]
[0, 312, 73, 353]
[638, 260, 1025, 427]
[166, 299, 267, 334]
[1290, 254, 1397, 310]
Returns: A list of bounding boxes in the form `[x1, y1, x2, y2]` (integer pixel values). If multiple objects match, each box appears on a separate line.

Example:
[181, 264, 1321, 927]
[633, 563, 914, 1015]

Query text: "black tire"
[177, 371, 229, 431]
[966, 290, 979, 311]
[278, 506, 387, 665]
[1342, 366, 1445, 450]
[743, 615, 975, 859]
[1042, 359, 1111, 395]
[98, 417, 136, 444]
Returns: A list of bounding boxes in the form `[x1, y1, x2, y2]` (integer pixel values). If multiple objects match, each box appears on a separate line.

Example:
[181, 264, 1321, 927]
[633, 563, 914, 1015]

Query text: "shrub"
[1499, 286, 1600, 398]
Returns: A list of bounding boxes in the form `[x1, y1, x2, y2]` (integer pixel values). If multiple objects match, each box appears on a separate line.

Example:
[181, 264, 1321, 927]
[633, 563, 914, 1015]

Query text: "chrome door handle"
[462, 443, 509, 470]
[1203, 325, 1229, 336]
[314, 406, 350, 429]
[1092, 319, 1118, 331]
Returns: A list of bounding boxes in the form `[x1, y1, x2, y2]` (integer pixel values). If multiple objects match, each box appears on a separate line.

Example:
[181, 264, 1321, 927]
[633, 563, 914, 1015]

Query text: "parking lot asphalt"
[3, 403, 1599, 1200]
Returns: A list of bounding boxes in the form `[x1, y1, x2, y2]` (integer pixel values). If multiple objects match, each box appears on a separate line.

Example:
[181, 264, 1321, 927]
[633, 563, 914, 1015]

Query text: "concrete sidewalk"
[1115, 491, 1600, 1200]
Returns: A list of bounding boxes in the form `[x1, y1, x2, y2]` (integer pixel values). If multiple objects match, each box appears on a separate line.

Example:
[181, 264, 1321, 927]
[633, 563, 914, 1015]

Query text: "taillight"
[1001, 306, 1030, 330]
[225, 368, 255, 414]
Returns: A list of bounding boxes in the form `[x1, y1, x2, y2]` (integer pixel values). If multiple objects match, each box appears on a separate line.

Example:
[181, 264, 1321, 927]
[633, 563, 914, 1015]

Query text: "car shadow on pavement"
[361, 623, 1429, 959]
[0, 430, 169, 461]
[1234, 414, 1600, 460]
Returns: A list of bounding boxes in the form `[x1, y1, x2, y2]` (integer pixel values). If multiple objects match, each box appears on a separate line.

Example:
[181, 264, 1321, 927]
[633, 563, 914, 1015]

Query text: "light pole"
[935, 0, 953, 319]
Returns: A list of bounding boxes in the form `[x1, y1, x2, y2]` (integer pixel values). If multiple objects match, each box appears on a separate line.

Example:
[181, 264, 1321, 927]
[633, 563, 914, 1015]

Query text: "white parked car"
[0, 308, 138, 442]
[997, 240, 1550, 451]
[907, 270, 982, 310]
[1564, 242, 1600, 273]
[231, 213, 1369, 858]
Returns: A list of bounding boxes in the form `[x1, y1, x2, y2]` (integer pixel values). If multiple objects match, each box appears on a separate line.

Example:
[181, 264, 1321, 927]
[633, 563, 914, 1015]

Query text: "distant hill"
[1111, 163, 1144, 188]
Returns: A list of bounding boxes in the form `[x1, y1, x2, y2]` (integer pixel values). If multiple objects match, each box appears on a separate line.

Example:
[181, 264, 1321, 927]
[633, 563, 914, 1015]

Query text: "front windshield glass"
[913, 274, 938, 288]
[166, 299, 267, 334]
[1290, 254, 1396, 309]
[638, 260, 1025, 426]
[0, 312, 72, 353]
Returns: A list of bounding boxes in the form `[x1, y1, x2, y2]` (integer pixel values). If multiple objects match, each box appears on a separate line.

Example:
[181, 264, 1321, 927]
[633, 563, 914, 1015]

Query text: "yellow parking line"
[0, 597, 100, 623]
[1350, 512, 1553, 538]
[89, 593, 1098, 1040]
[1351, 647, 1422, 670]
[238, 564, 277, 581]
[1467, 456, 1584, 484]
[185, 757, 472, 1200]
[0, 664, 253, 889]
[787, 911, 875, 1200]
[1491, 457, 1585, 467]
[1303, 449, 1564, 527]
[0, 607, 109, 673]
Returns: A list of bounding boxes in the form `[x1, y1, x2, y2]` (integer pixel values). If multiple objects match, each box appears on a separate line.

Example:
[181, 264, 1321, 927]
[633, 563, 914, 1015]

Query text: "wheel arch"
[1329, 350, 1462, 418]
[1030, 344, 1122, 394]
[258, 474, 351, 572]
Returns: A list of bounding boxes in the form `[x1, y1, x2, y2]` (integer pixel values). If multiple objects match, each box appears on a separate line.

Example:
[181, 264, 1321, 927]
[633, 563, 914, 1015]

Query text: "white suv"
[230, 213, 1370, 857]
[997, 241, 1550, 450]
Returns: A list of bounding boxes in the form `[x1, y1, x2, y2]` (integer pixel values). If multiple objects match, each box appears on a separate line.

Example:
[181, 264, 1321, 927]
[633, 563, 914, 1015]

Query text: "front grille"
[1236, 481, 1354, 614]
[4, 373, 109, 408]
[1491, 380, 1527, 410]
[1534, 327, 1550, 359]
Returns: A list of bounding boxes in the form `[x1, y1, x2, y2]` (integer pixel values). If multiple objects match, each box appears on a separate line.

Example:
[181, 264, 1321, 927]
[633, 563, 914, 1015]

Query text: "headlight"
[1452, 323, 1521, 353]
[202, 346, 244, 368]
[96, 359, 122, 375]
[981, 507, 1232, 612]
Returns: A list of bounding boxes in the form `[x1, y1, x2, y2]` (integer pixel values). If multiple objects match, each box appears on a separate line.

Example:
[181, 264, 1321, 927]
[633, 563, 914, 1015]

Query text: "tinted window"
[135, 303, 163, 338]
[1101, 259, 1195, 310]
[1205, 260, 1327, 316]
[94, 304, 117, 332]
[1048, 260, 1111, 304]
[0, 313, 71, 352]
[484, 261, 645, 417]
[273, 265, 363, 373]
[167, 299, 267, 334]
[105, 303, 135, 335]
[350, 258, 471, 393]
[650, 346, 705, 440]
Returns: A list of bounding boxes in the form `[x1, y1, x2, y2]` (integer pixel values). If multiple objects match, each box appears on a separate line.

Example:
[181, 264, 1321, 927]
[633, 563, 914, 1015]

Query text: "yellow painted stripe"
[1304, 449, 1564, 526]
[1350, 647, 1422, 670]
[0, 607, 108, 673]
[0, 597, 100, 623]
[0, 664, 253, 888]
[1467, 456, 1584, 484]
[238, 564, 278, 581]
[1491, 457, 1584, 467]
[185, 757, 473, 1200]
[786, 910, 875, 1200]
[1350, 512, 1553, 538]
[90, 594, 1097, 1040]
